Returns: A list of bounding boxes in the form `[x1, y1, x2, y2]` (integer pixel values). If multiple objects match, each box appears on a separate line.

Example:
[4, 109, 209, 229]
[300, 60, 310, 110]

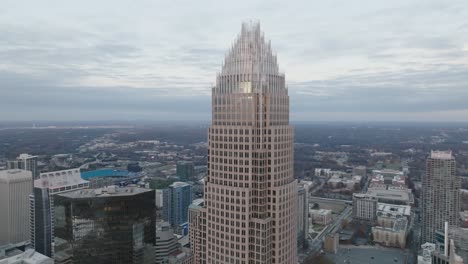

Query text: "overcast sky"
[1, 0, 467, 122]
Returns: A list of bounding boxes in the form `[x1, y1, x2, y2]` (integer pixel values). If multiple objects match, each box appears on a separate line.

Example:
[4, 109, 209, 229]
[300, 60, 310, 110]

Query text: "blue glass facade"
[162, 182, 193, 228]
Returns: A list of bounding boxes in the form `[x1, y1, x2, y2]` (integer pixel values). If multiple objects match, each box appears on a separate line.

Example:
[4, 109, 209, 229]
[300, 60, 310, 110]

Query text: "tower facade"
[0, 169, 33, 246]
[421, 151, 460, 244]
[190, 22, 298, 264]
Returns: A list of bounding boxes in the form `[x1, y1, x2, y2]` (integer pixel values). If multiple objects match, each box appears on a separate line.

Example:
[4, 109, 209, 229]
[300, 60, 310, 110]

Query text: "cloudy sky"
[1, 0, 467, 122]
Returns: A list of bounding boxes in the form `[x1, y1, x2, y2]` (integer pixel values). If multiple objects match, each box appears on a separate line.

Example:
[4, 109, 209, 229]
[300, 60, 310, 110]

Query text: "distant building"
[54, 186, 156, 264]
[460, 211, 468, 228]
[372, 217, 408, 248]
[297, 182, 309, 249]
[421, 151, 460, 244]
[162, 182, 193, 235]
[310, 209, 332, 225]
[353, 166, 367, 177]
[156, 222, 179, 264]
[156, 189, 164, 209]
[7, 154, 39, 179]
[176, 161, 195, 181]
[366, 187, 414, 205]
[188, 199, 205, 264]
[0, 246, 53, 264]
[315, 168, 332, 177]
[155, 222, 192, 264]
[30, 168, 89, 257]
[352, 193, 378, 223]
[0, 170, 33, 246]
[324, 233, 339, 254]
[373, 203, 412, 248]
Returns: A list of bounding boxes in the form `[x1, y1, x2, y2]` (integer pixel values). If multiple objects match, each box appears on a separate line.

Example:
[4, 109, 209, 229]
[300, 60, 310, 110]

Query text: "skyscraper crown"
[221, 22, 280, 76]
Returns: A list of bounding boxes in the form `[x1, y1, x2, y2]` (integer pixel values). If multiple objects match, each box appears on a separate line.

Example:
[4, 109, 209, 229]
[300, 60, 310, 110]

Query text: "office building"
[156, 221, 192, 264]
[297, 183, 309, 249]
[324, 233, 339, 254]
[353, 193, 378, 223]
[310, 209, 332, 225]
[372, 217, 408, 248]
[7, 154, 39, 179]
[353, 166, 367, 177]
[189, 22, 298, 263]
[177, 161, 195, 181]
[421, 151, 460, 244]
[156, 222, 179, 264]
[30, 168, 89, 257]
[188, 199, 205, 264]
[162, 182, 193, 235]
[53, 186, 156, 264]
[0, 245, 53, 264]
[0, 170, 33, 246]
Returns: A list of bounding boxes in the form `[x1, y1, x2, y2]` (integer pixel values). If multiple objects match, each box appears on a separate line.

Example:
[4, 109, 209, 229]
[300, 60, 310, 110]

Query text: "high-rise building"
[177, 161, 195, 181]
[352, 193, 378, 223]
[7, 154, 39, 179]
[0, 169, 33, 246]
[421, 151, 460, 244]
[53, 186, 156, 264]
[297, 182, 309, 249]
[189, 22, 298, 263]
[30, 168, 89, 257]
[162, 182, 193, 235]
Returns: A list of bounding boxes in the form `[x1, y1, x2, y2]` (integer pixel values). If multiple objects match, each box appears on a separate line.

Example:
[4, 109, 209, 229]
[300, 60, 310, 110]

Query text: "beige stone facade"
[189, 22, 297, 264]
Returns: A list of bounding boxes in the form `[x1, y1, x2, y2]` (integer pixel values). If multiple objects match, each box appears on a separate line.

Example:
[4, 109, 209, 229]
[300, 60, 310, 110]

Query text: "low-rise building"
[310, 209, 332, 225]
[0, 247, 53, 264]
[324, 233, 339, 254]
[372, 218, 408, 248]
[366, 188, 414, 206]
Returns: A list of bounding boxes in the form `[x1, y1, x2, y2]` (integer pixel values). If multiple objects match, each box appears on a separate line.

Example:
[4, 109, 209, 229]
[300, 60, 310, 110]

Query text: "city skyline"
[1, 0, 468, 122]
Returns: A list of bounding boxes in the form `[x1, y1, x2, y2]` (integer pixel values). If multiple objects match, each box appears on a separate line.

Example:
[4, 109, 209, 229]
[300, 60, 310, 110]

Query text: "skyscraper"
[30, 168, 89, 257]
[421, 151, 460, 244]
[189, 22, 298, 263]
[7, 154, 39, 179]
[0, 169, 33, 246]
[177, 161, 195, 181]
[162, 181, 193, 235]
[53, 186, 156, 264]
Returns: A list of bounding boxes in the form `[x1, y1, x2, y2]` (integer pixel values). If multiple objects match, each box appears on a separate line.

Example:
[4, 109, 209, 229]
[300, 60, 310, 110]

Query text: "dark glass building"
[53, 186, 156, 264]
[30, 187, 53, 257]
[176, 161, 195, 181]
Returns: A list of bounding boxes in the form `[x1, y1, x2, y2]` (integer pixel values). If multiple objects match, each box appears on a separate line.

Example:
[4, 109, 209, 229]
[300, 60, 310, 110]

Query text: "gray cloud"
[0, 0, 467, 122]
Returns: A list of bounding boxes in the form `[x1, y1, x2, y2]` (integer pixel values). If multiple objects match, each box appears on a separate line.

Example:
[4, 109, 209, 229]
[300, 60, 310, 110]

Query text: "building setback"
[7, 154, 39, 179]
[189, 22, 298, 264]
[421, 151, 460, 244]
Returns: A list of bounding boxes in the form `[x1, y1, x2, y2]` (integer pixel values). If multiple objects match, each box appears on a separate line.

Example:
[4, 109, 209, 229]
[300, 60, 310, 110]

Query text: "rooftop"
[169, 181, 191, 188]
[367, 188, 413, 204]
[377, 203, 411, 218]
[189, 198, 204, 209]
[431, 150, 453, 160]
[0, 170, 32, 182]
[35, 168, 88, 189]
[57, 186, 152, 199]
